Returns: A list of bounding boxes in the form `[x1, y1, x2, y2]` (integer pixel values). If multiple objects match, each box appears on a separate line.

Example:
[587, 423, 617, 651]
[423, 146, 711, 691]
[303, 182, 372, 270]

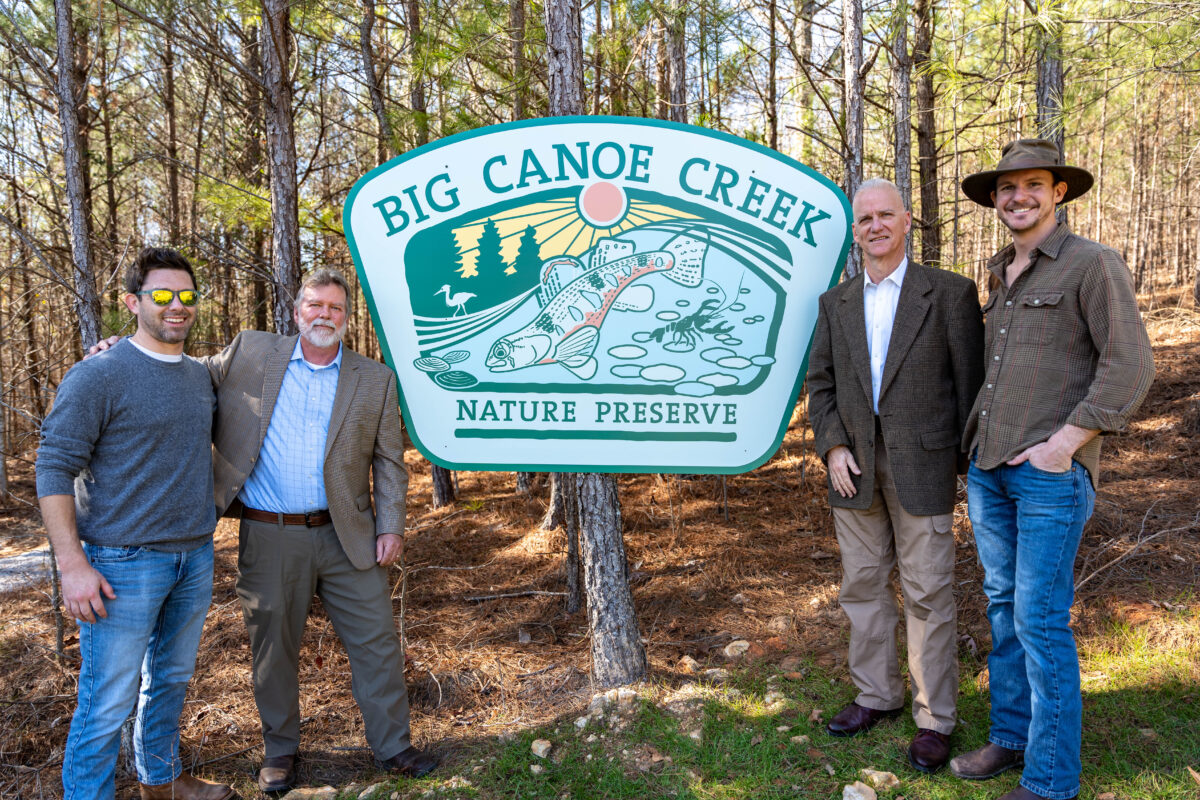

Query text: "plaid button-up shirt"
[963, 223, 1155, 486]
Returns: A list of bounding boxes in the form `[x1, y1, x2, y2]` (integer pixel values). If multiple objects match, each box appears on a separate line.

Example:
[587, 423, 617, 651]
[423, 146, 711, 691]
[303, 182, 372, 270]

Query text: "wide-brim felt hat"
[961, 138, 1094, 208]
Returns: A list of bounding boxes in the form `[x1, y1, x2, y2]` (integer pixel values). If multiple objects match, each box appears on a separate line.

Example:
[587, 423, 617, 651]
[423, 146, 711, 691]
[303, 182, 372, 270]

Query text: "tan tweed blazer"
[206, 331, 408, 570]
[806, 263, 984, 516]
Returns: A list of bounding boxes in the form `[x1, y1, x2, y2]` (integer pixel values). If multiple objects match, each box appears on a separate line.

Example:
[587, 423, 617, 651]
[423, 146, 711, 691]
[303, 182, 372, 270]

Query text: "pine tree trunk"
[913, 0, 940, 265]
[53, 0, 102, 349]
[576, 473, 645, 685]
[360, 0, 395, 163]
[842, 0, 864, 278]
[544, 0, 645, 685]
[891, 1, 913, 262]
[1035, 0, 1065, 223]
[667, 0, 686, 124]
[542, 472, 567, 529]
[516, 471, 534, 494]
[407, 0, 429, 145]
[431, 464, 455, 508]
[511, 0, 527, 120]
[261, 0, 301, 333]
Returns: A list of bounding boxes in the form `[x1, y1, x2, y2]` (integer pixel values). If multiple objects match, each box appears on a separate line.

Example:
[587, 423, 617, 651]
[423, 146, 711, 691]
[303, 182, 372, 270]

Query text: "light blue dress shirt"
[239, 339, 342, 513]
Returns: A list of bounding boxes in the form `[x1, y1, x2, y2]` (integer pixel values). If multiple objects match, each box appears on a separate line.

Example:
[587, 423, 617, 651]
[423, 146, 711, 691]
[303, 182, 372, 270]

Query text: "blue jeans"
[62, 541, 214, 800]
[968, 459, 1095, 800]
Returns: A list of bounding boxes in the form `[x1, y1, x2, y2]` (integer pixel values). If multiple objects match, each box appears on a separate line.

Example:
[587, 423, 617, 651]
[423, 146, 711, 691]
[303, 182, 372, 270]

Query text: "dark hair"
[124, 247, 195, 293]
[299, 268, 352, 309]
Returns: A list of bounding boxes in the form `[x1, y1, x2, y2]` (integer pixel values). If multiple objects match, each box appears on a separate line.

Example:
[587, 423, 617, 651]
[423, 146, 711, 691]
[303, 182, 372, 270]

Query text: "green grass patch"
[377, 612, 1200, 799]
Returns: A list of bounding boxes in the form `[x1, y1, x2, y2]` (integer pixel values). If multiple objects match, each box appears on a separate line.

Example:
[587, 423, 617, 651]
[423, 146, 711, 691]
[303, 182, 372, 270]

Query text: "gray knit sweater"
[36, 338, 217, 551]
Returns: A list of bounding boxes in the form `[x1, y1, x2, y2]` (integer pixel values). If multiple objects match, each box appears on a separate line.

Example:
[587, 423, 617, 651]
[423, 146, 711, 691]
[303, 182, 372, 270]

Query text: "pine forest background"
[1, 0, 1199, 486]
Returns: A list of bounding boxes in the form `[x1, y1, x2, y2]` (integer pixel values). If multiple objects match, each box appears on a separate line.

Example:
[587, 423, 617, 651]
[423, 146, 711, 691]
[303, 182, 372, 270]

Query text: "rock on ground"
[842, 780, 877, 800]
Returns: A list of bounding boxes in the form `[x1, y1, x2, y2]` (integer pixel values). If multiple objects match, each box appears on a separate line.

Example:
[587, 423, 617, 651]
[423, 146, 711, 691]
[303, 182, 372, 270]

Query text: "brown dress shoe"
[949, 742, 1024, 780]
[379, 745, 440, 778]
[139, 772, 236, 800]
[825, 702, 903, 737]
[907, 728, 951, 773]
[258, 754, 297, 793]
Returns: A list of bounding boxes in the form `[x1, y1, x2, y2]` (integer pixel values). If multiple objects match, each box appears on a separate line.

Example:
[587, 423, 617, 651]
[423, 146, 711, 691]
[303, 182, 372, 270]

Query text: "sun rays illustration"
[452, 183, 699, 278]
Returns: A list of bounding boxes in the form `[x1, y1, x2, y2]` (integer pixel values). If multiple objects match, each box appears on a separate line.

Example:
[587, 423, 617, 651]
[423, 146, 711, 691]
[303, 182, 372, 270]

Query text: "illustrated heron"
[435, 284, 476, 316]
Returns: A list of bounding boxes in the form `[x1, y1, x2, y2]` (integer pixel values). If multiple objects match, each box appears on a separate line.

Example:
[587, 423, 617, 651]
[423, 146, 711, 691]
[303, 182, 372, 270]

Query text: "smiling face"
[295, 282, 348, 350]
[991, 168, 1067, 240]
[123, 267, 197, 353]
[851, 184, 911, 276]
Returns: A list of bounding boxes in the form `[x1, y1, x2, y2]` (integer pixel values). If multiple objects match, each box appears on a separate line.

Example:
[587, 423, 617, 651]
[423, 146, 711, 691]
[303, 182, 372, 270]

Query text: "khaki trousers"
[236, 517, 412, 759]
[831, 432, 958, 733]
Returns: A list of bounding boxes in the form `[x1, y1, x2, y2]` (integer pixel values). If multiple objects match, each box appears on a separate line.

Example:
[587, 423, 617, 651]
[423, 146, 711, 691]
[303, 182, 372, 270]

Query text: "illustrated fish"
[485, 234, 707, 379]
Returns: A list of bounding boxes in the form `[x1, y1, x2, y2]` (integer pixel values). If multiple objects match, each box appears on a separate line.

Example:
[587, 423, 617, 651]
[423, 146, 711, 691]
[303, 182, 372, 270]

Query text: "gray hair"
[854, 178, 907, 210]
[300, 268, 352, 308]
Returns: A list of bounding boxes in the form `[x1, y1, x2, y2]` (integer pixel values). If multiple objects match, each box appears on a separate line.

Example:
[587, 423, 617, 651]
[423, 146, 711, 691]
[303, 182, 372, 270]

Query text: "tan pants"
[831, 433, 958, 733]
[236, 517, 412, 759]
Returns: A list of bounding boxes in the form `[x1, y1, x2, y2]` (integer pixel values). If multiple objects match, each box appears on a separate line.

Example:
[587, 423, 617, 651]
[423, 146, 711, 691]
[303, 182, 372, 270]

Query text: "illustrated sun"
[577, 181, 628, 227]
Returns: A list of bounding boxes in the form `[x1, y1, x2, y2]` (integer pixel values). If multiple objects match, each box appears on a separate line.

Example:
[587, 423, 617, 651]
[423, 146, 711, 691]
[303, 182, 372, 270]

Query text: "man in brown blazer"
[207, 269, 437, 790]
[806, 179, 984, 772]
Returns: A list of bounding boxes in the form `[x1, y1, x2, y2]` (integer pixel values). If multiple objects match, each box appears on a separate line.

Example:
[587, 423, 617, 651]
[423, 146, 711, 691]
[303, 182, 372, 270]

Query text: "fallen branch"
[467, 590, 567, 602]
[1076, 508, 1200, 591]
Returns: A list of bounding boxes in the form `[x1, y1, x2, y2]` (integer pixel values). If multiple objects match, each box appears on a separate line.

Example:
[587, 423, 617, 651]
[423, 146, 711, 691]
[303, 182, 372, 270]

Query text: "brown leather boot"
[949, 742, 1024, 780]
[139, 772, 236, 800]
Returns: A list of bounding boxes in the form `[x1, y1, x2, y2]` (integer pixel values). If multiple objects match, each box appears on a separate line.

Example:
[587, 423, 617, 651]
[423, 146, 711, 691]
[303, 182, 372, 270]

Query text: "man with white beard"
[205, 269, 437, 789]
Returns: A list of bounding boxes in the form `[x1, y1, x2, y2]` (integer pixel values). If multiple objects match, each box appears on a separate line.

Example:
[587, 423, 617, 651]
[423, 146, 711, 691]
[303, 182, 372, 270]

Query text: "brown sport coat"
[806, 263, 984, 516]
[207, 331, 408, 570]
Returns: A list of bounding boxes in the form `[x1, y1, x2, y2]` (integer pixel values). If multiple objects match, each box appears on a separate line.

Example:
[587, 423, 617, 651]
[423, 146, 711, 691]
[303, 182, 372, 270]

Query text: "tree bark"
[1035, 0, 1065, 223]
[53, 0, 103, 349]
[261, 0, 301, 333]
[576, 473, 645, 686]
[842, 0, 864, 278]
[667, 0, 686, 124]
[544, 0, 645, 685]
[516, 471, 534, 493]
[913, 0, 940, 265]
[564, 472, 582, 613]
[767, 0, 777, 147]
[431, 464, 455, 508]
[163, 32, 181, 242]
[360, 0, 395, 164]
[892, 1, 913, 261]
[541, 471, 567, 529]
[407, 0, 429, 145]
[511, 0, 527, 120]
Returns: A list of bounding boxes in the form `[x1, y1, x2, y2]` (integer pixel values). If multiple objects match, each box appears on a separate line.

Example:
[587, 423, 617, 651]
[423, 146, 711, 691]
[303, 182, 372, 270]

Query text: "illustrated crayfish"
[647, 297, 736, 347]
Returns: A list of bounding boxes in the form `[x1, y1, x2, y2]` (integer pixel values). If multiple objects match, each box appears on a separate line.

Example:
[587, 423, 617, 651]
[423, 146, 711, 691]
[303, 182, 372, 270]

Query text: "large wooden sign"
[344, 117, 850, 473]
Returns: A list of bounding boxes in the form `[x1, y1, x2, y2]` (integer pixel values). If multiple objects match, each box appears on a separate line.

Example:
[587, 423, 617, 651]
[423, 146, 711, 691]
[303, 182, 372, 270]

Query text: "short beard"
[300, 318, 345, 348]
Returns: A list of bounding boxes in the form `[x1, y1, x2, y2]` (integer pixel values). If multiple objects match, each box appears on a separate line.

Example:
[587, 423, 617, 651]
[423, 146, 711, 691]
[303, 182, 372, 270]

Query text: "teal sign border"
[344, 115, 850, 474]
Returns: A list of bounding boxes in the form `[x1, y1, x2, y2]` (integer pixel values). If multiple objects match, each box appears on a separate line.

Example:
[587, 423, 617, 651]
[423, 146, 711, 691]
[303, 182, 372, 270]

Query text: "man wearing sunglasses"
[37, 248, 235, 800]
[205, 269, 436, 790]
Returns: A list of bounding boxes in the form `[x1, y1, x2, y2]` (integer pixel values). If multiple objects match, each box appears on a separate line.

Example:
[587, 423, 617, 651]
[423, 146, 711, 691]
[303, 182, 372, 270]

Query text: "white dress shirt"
[863, 257, 908, 413]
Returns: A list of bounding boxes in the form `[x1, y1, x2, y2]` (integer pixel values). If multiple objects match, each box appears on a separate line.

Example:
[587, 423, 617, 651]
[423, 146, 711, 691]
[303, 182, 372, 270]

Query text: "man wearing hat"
[952, 140, 1155, 800]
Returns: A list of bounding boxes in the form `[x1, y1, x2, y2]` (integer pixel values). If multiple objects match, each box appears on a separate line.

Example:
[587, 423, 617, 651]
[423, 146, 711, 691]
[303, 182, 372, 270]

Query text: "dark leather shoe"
[257, 754, 296, 793]
[907, 728, 951, 773]
[825, 702, 903, 737]
[380, 745, 439, 778]
[949, 742, 1024, 780]
[140, 773, 236, 800]
[997, 787, 1073, 800]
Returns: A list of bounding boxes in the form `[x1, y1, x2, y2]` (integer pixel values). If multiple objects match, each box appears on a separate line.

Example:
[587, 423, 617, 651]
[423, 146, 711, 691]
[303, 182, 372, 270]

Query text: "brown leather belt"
[242, 506, 332, 527]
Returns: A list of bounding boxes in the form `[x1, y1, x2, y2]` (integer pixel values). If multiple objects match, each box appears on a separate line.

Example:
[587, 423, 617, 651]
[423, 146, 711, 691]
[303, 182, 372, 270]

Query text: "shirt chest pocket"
[1015, 290, 1065, 345]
